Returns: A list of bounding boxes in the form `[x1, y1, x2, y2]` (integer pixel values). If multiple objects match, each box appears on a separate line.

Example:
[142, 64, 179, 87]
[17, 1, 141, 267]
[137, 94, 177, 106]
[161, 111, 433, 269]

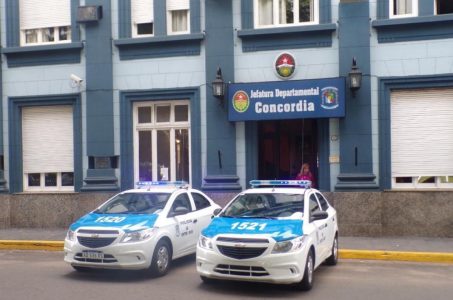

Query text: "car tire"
[325, 234, 338, 266]
[149, 240, 172, 277]
[297, 250, 314, 291]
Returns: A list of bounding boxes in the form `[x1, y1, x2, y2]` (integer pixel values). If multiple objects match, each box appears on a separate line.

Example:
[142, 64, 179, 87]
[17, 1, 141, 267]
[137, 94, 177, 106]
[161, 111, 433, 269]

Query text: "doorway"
[258, 119, 318, 181]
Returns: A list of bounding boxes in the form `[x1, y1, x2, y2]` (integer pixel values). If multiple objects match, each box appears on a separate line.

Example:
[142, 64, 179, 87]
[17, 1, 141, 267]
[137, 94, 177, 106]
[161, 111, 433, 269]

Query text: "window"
[132, 0, 154, 37]
[167, 0, 190, 34]
[436, 0, 453, 15]
[192, 193, 211, 210]
[19, 0, 71, 46]
[390, 0, 418, 18]
[254, 0, 319, 28]
[22, 105, 74, 192]
[315, 193, 329, 211]
[309, 194, 321, 216]
[134, 101, 191, 183]
[171, 193, 192, 213]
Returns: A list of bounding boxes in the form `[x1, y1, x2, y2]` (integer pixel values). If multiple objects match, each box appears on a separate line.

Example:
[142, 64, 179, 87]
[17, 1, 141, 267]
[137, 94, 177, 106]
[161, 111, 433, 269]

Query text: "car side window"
[316, 193, 329, 211]
[309, 194, 321, 215]
[192, 192, 211, 210]
[171, 193, 192, 213]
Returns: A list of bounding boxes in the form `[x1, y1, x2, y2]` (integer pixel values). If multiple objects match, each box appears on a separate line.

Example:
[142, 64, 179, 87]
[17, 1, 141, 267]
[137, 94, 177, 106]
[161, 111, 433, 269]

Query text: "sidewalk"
[1, 228, 452, 263]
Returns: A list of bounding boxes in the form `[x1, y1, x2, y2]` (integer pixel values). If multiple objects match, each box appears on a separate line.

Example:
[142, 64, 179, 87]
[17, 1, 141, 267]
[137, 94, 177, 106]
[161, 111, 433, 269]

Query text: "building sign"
[228, 78, 345, 121]
[274, 52, 296, 79]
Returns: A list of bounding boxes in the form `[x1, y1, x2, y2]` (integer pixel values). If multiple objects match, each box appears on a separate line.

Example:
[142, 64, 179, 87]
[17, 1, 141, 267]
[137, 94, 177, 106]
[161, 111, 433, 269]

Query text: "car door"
[315, 192, 336, 252]
[189, 191, 216, 239]
[167, 192, 196, 257]
[308, 193, 330, 261]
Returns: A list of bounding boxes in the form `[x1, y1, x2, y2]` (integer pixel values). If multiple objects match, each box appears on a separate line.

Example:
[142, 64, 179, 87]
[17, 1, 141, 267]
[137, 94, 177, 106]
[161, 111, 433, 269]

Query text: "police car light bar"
[249, 180, 312, 188]
[136, 181, 189, 189]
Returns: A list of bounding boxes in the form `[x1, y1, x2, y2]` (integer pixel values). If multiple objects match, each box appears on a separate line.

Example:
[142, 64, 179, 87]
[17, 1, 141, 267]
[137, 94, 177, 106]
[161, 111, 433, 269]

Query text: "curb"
[1, 240, 453, 264]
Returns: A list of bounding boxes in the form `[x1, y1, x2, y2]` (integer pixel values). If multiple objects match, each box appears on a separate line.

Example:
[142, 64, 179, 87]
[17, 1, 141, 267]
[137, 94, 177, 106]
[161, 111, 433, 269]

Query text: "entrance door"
[258, 119, 317, 181]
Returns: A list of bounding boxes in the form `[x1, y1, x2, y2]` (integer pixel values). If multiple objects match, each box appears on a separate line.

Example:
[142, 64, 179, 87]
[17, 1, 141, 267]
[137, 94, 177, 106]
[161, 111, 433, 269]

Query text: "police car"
[196, 180, 338, 291]
[64, 181, 221, 276]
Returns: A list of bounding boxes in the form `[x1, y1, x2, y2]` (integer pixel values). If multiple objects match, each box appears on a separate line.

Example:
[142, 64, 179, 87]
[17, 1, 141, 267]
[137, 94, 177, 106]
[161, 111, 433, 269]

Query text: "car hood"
[69, 213, 158, 233]
[202, 217, 303, 242]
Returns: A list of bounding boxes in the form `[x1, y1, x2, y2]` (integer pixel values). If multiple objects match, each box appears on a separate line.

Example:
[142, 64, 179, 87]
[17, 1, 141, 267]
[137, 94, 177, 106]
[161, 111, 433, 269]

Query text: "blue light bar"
[136, 181, 189, 189]
[249, 180, 312, 188]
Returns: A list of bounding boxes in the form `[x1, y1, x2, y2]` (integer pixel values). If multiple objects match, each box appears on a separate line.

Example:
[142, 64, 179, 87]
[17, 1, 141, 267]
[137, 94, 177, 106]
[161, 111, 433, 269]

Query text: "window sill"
[237, 23, 337, 52]
[2, 42, 84, 67]
[114, 33, 205, 60]
[372, 14, 453, 43]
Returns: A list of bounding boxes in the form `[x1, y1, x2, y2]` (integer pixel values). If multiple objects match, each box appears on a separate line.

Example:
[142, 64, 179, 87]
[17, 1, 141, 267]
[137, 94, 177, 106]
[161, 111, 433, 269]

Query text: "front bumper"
[64, 236, 157, 270]
[196, 245, 308, 284]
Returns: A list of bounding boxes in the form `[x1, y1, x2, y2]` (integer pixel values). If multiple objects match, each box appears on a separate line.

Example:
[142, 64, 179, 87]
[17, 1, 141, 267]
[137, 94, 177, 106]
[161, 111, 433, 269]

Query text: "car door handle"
[193, 219, 198, 223]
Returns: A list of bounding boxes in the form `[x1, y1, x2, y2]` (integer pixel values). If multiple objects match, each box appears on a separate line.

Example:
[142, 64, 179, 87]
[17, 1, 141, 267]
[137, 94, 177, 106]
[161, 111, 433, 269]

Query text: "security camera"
[70, 74, 83, 84]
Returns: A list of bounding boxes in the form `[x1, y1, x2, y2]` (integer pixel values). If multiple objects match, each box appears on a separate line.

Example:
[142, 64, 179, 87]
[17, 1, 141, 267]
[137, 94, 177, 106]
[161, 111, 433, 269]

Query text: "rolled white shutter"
[22, 106, 74, 174]
[391, 88, 453, 176]
[132, 0, 154, 24]
[167, 0, 189, 10]
[20, 0, 70, 30]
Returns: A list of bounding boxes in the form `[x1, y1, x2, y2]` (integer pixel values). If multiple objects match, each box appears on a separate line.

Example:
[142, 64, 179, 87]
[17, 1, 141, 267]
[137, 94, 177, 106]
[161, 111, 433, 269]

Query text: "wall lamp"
[348, 57, 362, 95]
[212, 67, 226, 104]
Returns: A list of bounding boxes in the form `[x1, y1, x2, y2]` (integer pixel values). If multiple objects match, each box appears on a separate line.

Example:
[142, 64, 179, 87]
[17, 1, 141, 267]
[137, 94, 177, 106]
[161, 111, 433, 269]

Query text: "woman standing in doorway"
[296, 163, 316, 188]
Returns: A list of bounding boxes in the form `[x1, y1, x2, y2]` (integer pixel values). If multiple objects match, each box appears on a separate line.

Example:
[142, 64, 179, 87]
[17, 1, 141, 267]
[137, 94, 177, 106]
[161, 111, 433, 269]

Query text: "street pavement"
[0, 228, 452, 263]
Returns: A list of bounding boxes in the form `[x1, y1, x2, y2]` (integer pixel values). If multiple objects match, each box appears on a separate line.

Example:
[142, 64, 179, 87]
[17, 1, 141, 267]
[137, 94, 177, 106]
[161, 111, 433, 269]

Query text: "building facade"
[1, 0, 452, 236]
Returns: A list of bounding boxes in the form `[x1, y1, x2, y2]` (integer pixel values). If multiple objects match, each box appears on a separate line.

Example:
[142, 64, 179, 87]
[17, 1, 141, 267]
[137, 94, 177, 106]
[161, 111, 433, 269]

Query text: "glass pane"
[175, 105, 189, 122]
[171, 10, 188, 32]
[43, 28, 55, 42]
[299, 0, 313, 22]
[175, 129, 189, 182]
[156, 105, 171, 123]
[138, 107, 152, 123]
[279, 0, 294, 24]
[418, 176, 435, 184]
[25, 29, 38, 44]
[45, 173, 57, 186]
[62, 172, 74, 186]
[28, 173, 40, 187]
[59, 26, 71, 41]
[258, 0, 273, 25]
[139, 131, 152, 181]
[440, 176, 453, 183]
[137, 22, 153, 35]
[157, 130, 171, 181]
[395, 177, 412, 183]
[394, 0, 412, 15]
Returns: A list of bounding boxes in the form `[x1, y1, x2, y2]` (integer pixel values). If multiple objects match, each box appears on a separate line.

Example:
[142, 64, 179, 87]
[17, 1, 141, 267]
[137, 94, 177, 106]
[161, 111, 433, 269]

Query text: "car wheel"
[149, 240, 172, 277]
[297, 250, 314, 291]
[325, 234, 338, 266]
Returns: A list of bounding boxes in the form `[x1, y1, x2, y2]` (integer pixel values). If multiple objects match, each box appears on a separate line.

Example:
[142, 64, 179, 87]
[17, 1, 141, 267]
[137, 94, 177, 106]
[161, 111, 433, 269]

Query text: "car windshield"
[221, 193, 304, 218]
[95, 193, 171, 214]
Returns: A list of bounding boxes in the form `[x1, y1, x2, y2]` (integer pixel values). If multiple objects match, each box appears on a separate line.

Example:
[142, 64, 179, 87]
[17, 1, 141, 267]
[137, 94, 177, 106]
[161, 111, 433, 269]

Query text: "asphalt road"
[1, 250, 453, 300]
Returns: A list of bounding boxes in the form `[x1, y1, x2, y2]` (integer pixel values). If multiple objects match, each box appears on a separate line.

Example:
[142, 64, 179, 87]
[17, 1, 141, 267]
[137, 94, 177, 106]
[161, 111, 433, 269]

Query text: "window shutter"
[391, 88, 453, 176]
[167, 0, 189, 10]
[20, 0, 70, 30]
[22, 106, 74, 173]
[132, 0, 154, 24]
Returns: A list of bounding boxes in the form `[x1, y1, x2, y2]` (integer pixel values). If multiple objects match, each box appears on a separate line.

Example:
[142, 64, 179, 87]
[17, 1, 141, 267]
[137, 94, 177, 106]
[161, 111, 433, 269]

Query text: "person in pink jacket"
[295, 163, 316, 188]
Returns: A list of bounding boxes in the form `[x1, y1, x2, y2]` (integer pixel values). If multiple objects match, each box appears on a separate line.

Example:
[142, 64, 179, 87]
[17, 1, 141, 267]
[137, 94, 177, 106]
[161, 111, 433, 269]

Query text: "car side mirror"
[310, 211, 328, 222]
[213, 208, 222, 217]
[169, 206, 190, 217]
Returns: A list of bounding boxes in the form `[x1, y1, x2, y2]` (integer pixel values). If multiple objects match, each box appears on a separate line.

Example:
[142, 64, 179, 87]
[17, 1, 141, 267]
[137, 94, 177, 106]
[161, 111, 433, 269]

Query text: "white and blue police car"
[196, 180, 338, 291]
[64, 181, 221, 276]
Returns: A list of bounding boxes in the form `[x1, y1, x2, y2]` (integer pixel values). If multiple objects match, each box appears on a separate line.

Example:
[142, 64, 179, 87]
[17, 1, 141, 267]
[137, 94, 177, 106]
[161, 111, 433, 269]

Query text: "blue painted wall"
[336, 0, 378, 190]
[204, 0, 238, 187]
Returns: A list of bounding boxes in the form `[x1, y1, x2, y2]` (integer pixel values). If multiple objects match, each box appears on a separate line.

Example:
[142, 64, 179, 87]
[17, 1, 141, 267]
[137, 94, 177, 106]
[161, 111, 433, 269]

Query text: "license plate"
[82, 251, 104, 260]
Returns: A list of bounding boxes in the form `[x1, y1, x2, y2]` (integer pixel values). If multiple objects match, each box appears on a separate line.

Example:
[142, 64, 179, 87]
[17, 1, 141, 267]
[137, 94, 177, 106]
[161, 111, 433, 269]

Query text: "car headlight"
[198, 235, 213, 250]
[120, 228, 156, 243]
[272, 235, 307, 254]
[66, 229, 75, 242]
